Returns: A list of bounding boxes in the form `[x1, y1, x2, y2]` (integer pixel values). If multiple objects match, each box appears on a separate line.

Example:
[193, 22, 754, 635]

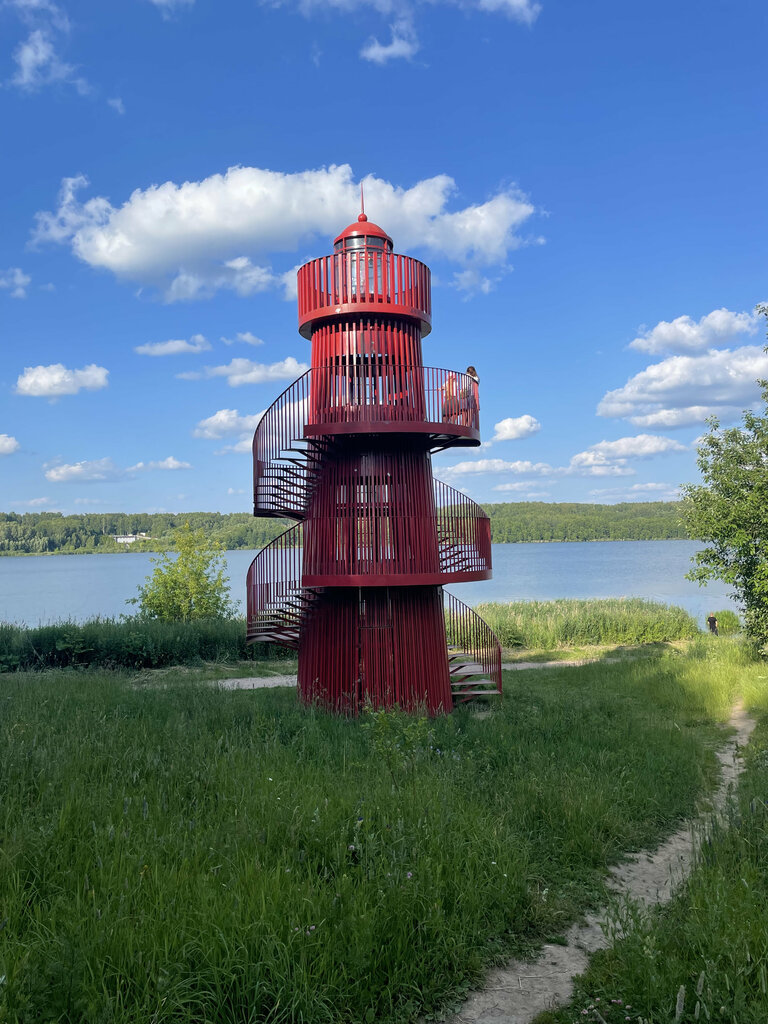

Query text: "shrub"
[129, 523, 236, 621]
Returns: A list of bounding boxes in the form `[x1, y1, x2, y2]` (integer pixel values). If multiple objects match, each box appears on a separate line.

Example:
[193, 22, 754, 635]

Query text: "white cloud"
[148, 0, 194, 12]
[622, 406, 731, 429]
[491, 414, 541, 442]
[45, 454, 191, 482]
[287, 0, 540, 25]
[6, 0, 69, 29]
[0, 434, 21, 455]
[577, 435, 686, 459]
[629, 307, 760, 354]
[567, 434, 685, 478]
[129, 456, 192, 471]
[598, 346, 768, 427]
[227, 487, 247, 495]
[439, 434, 686, 488]
[107, 97, 125, 115]
[439, 458, 555, 479]
[134, 333, 211, 356]
[165, 257, 282, 302]
[11, 28, 88, 93]
[16, 363, 108, 397]
[44, 457, 118, 482]
[193, 408, 265, 439]
[221, 331, 264, 347]
[215, 437, 254, 455]
[9, 495, 52, 507]
[33, 166, 536, 300]
[451, 267, 505, 296]
[476, 0, 540, 19]
[0, 267, 31, 298]
[360, 19, 419, 63]
[179, 356, 308, 387]
[492, 482, 551, 498]
[589, 483, 682, 502]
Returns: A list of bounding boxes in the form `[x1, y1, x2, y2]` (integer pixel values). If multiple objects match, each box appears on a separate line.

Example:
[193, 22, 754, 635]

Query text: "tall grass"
[0, 600, 701, 673]
[543, 640, 768, 1024]
[477, 598, 700, 650]
[0, 646, 740, 1023]
[0, 616, 291, 672]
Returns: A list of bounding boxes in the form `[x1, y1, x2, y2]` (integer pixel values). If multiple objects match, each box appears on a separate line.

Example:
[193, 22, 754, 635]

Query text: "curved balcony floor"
[303, 419, 480, 447]
[301, 567, 491, 588]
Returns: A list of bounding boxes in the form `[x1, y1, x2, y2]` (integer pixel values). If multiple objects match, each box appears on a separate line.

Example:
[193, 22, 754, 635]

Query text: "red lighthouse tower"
[246, 208, 502, 714]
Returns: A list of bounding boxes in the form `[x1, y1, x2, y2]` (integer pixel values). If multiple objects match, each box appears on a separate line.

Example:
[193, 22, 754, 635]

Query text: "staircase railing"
[444, 592, 502, 699]
[246, 524, 309, 647]
[434, 479, 491, 577]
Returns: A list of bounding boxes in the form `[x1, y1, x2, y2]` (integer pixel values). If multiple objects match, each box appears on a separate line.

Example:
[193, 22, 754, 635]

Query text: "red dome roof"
[334, 213, 393, 248]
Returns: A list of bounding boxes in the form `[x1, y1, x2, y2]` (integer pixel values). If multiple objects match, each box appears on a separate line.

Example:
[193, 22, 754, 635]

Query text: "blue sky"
[1, 0, 766, 515]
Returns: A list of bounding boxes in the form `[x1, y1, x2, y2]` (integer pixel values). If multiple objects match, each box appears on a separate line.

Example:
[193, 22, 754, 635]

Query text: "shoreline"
[0, 536, 694, 558]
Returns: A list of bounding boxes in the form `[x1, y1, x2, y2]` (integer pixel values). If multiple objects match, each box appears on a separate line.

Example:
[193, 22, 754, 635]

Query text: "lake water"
[0, 541, 736, 629]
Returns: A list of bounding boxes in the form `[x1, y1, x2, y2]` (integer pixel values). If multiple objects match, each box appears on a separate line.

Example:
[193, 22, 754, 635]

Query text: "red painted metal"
[297, 248, 431, 338]
[248, 215, 501, 714]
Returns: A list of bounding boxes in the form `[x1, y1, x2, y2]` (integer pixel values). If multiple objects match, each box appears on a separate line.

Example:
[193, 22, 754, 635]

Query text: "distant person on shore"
[707, 612, 718, 636]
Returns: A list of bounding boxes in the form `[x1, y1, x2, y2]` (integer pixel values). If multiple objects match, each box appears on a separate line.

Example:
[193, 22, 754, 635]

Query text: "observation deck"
[297, 247, 431, 338]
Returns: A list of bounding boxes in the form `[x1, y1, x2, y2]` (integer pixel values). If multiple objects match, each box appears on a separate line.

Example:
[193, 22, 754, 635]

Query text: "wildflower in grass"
[406, 872, 413, 879]
[348, 844, 355, 851]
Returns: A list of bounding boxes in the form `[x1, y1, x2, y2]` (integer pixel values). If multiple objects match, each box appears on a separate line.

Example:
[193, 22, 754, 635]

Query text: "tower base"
[298, 587, 452, 715]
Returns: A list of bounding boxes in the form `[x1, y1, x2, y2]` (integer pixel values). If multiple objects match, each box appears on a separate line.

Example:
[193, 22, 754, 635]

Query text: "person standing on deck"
[460, 366, 480, 426]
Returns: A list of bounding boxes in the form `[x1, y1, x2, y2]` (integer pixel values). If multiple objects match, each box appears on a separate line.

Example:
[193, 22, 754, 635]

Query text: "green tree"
[129, 523, 236, 621]
[681, 305, 768, 650]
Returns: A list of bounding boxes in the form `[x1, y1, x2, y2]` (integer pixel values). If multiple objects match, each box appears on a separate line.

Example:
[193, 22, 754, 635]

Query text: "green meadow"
[1, 637, 761, 1023]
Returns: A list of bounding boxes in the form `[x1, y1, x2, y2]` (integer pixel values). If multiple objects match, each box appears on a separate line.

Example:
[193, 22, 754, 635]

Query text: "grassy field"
[537, 640, 768, 1024]
[477, 598, 701, 650]
[0, 640, 749, 1023]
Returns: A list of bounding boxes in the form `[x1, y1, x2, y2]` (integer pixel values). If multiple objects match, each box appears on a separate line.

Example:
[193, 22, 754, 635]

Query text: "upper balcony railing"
[253, 364, 480, 518]
[297, 249, 431, 338]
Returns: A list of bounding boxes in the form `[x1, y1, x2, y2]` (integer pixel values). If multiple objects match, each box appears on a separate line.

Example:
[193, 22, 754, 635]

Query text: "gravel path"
[211, 659, 610, 689]
[210, 674, 297, 689]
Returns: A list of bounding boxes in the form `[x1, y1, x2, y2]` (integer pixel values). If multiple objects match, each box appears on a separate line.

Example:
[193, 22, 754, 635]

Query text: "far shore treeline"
[0, 501, 688, 556]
